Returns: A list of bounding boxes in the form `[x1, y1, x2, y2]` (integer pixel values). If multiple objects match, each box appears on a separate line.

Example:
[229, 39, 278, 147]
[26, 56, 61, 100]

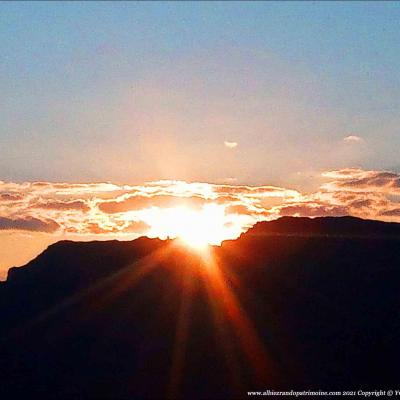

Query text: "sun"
[142, 203, 233, 250]
[178, 231, 210, 251]
[164, 204, 225, 250]
[173, 207, 222, 250]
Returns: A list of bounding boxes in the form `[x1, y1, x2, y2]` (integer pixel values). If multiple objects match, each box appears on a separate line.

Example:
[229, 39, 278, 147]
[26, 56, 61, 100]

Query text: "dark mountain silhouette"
[249, 215, 400, 236]
[1, 216, 400, 399]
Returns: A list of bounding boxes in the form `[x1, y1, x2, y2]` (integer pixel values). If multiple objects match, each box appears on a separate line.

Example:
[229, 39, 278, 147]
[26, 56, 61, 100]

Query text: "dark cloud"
[0, 217, 60, 233]
[0, 193, 24, 201]
[326, 170, 400, 193]
[83, 220, 150, 235]
[379, 208, 400, 217]
[278, 203, 349, 218]
[31, 200, 90, 213]
[349, 199, 374, 209]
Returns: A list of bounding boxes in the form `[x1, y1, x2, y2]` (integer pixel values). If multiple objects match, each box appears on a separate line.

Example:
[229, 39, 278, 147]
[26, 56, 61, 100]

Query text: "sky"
[1, 2, 400, 186]
[1, 2, 400, 278]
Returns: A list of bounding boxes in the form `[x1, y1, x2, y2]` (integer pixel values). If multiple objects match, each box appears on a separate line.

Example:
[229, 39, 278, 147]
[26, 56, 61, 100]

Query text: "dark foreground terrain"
[1, 216, 400, 399]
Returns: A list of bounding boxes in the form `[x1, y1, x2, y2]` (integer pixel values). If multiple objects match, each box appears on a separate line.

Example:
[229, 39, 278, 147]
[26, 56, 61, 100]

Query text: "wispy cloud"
[322, 168, 400, 195]
[224, 141, 238, 148]
[343, 135, 364, 143]
[222, 177, 238, 183]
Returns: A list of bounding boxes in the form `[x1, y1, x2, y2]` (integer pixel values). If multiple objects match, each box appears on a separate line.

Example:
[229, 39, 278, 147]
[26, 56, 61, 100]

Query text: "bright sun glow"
[140, 203, 241, 250]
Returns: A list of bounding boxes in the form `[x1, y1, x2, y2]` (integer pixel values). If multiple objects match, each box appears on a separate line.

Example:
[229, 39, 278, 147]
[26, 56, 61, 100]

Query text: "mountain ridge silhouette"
[1, 216, 400, 399]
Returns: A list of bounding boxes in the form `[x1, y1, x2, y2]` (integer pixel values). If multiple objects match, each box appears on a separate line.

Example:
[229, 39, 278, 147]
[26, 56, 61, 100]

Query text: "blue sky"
[1, 2, 400, 187]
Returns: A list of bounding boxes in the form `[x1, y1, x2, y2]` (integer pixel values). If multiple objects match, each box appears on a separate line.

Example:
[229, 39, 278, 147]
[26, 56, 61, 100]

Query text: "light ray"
[198, 248, 280, 386]
[7, 242, 174, 339]
[167, 260, 195, 399]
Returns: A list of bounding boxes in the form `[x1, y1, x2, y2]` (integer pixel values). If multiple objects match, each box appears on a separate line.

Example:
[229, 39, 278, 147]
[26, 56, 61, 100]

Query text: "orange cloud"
[123, 220, 151, 233]
[1, 169, 400, 242]
[0, 193, 24, 201]
[225, 204, 253, 215]
[31, 200, 91, 212]
[98, 194, 207, 214]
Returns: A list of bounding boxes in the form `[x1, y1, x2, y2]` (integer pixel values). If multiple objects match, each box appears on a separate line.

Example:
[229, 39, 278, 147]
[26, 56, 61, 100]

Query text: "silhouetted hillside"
[1, 217, 400, 399]
[248, 215, 400, 237]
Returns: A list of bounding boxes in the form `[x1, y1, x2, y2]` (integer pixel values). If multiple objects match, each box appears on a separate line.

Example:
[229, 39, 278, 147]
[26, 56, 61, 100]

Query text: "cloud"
[84, 223, 117, 235]
[0, 216, 60, 233]
[31, 200, 90, 212]
[223, 177, 238, 183]
[1, 170, 400, 242]
[213, 184, 300, 199]
[98, 194, 207, 214]
[348, 199, 374, 209]
[379, 208, 400, 217]
[322, 168, 400, 195]
[343, 135, 364, 143]
[0, 193, 24, 201]
[225, 204, 253, 215]
[277, 203, 349, 218]
[224, 141, 238, 148]
[123, 220, 150, 233]
[322, 168, 366, 179]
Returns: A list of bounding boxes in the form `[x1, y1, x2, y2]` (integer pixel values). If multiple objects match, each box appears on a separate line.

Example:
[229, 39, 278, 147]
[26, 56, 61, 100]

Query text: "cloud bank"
[1, 168, 400, 241]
